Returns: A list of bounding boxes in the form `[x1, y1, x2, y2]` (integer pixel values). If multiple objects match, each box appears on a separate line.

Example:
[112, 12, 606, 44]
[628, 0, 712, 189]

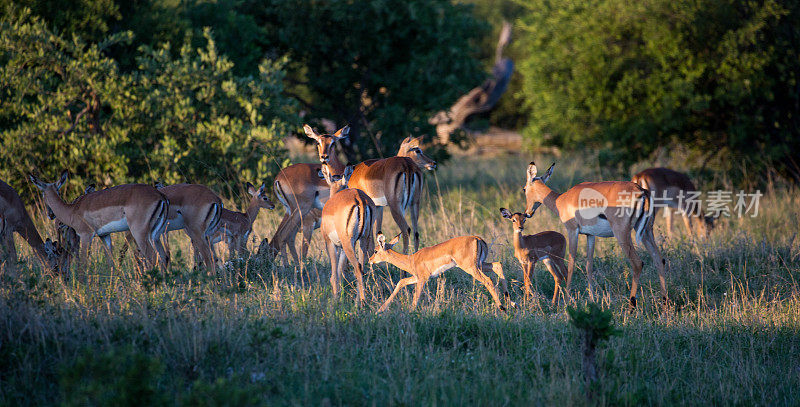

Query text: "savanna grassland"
[2, 154, 799, 406]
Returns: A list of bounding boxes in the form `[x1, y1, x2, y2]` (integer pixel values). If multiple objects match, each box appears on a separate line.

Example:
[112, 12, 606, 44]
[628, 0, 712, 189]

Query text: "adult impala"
[369, 232, 512, 313]
[270, 124, 349, 263]
[349, 136, 437, 253]
[499, 208, 568, 304]
[1, 179, 62, 274]
[523, 162, 667, 307]
[319, 164, 376, 305]
[211, 182, 275, 259]
[157, 183, 222, 274]
[29, 171, 169, 272]
[632, 167, 715, 238]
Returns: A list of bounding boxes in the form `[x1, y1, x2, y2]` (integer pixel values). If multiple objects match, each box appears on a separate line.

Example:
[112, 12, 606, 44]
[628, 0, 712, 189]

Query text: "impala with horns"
[270, 124, 349, 264]
[211, 182, 275, 259]
[632, 167, 716, 238]
[369, 233, 512, 313]
[156, 183, 222, 274]
[1, 179, 63, 275]
[348, 136, 436, 254]
[319, 164, 376, 304]
[29, 171, 169, 272]
[499, 208, 568, 304]
[523, 162, 667, 308]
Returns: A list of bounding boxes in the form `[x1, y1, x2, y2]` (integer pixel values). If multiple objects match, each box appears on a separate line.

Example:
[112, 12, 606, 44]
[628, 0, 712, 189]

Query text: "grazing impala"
[632, 167, 715, 238]
[1, 179, 62, 274]
[157, 184, 222, 274]
[29, 171, 169, 272]
[270, 124, 349, 263]
[211, 182, 275, 259]
[319, 164, 376, 304]
[369, 233, 512, 313]
[349, 136, 437, 254]
[523, 162, 667, 307]
[499, 208, 568, 304]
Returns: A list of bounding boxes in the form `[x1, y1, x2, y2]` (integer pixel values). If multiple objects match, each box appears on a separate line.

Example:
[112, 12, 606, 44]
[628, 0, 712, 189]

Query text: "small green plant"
[568, 302, 619, 401]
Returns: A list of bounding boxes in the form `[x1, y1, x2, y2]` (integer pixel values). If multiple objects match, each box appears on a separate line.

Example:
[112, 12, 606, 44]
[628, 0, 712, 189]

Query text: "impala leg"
[77, 236, 92, 281]
[542, 258, 562, 305]
[483, 261, 514, 308]
[325, 238, 340, 297]
[129, 229, 159, 271]
[521, 261, 534, 298]
[343, 239, 365, 305]
[641, 226, 669, 305]
[664, 209, 673, 239]
[614, 230, 642, 308]
[409, 196, 421, 252]
[388, 202, 411, 254]
[681, 214, 694, 239]
[566, 228, 579, 294]
[122, 231, 146, 272]
[99, 235, 116, 271]
[187, 227, 216, 276]
[299, 210, 319, 261]
[468, 265, 506, 311]
[373, 206, 384, 236]
[378, 276, 418, 313]
[152, 236, 168, 272]
[585, 235, 596, 302]
[0, 232, 19, 277]
[551, 256, 570, 304]
[411, 277, 427, 310]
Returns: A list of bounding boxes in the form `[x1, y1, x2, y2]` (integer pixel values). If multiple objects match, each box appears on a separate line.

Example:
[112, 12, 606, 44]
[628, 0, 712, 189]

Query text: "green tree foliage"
[517, 0, 800, 184]
[256, 0, 487, 159]
[0, 9, 295, 197]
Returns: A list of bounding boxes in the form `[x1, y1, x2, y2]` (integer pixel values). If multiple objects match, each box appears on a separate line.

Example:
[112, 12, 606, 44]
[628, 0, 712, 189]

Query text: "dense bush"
[0, 8, 295, 197]
[516, 0, 800, 185]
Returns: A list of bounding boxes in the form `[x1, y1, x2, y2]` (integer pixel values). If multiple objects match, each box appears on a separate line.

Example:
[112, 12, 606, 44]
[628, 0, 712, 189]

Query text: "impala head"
[499, 208, 533, 231]
[398, 136, 437, 170]
[29, 170, 68, 217]
[369, 232, 402, 264]
[247, 182, 275, 210]
[319, 163, 354, 192]
[696, 214, 717, 237]
[523, 161, 554, 215]
[43, 237, 69, 276]
[304, 124, 349, 164]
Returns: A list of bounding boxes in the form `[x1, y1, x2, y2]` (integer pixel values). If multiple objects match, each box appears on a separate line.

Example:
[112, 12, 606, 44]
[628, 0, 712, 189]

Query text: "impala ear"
[500, 208, 512, 219]
[247, 182, 257, 196]
[303, 124, 320, 141]
[376, 233, 386, 249]
[334, 125, 350, 139]
[29, 174, 46, 190]
[387, 232, 402, 247]
[342, 165, 354, 184]
[527, 162, 538, 183]
[541, 162, 555, 183]
[258, 183, 266, 196]
[525, 212, 533, 218]
[56, 170, 68, 190]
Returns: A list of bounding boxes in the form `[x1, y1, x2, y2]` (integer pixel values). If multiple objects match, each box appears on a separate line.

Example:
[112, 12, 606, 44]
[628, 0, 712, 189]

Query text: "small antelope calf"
[211, 183, 275, 259]
[500, 208, 568, 304]
[369, 233, 512, 313]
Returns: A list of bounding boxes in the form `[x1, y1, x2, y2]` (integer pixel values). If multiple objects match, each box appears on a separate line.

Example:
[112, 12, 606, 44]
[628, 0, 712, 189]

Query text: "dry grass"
[1, 153, 799, 406]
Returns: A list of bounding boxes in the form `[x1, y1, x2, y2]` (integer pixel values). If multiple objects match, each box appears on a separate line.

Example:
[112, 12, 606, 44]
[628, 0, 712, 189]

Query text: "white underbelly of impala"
[95, 218, 129, 236]
[430, 260, 456, 278]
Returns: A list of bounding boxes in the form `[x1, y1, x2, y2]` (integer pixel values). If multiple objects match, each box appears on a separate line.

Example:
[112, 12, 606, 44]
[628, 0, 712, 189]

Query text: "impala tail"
[204, 202, 222, 237]
[274, 179, 291, 214]
[633, 188, 653, 245]
[150, 198, 170, 241]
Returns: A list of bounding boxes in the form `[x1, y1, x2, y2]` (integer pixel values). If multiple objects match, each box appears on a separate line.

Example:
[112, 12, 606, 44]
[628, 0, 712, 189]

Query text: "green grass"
[1, 154, 799, 406]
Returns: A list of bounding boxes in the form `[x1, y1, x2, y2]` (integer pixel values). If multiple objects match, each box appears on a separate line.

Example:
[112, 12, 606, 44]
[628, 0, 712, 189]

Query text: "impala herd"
[0, 124, 719, 311]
